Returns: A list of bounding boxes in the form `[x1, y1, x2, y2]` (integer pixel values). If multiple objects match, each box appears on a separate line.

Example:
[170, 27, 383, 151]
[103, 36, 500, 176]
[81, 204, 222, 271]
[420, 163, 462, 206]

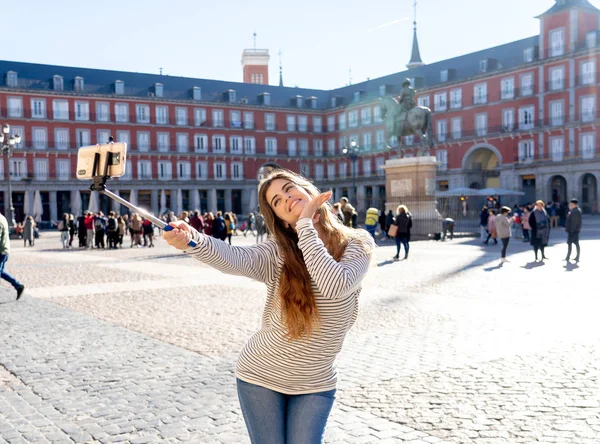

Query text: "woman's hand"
[162, 220, 194, 250]
[298, 190, 333, 226]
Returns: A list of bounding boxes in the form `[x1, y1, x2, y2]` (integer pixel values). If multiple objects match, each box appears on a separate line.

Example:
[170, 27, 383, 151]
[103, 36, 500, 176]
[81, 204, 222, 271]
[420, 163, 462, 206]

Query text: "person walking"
[117, 216, 126, 248]
[84, 212, 95, 249]
[106, 212, 119, 249]
[364, 207, 379, 241]
[142, 217, 155, 247]
[130, 213, 143, 247]
[339, 197, 356, 228]
[495, 207, 513, 263]
[393, 205, 412, 261]
[479, 206, 490, 242]
[255, 211, 266, 243]
[529, 200, 550, 262]
[564, 198, 582, 263]
[163, 169, 374, 444]
[378, 210, 387, 238]
[212, 211, 227, 241]
[56, 213, 70, 248]
[224, 213, 234, 245]
[23, 216, 36, 247]
[386, 210, 394, 240]
[1, 212, 25, 300]
[68, 214, 76, 248]
[484, 209, 498, 244]
[521, 206, 531, 242]
[77, 213, 87, 247]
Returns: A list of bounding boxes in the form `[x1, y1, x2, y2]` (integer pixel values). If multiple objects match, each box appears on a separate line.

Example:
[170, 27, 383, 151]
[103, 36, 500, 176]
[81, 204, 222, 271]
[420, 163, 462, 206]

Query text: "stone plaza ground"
[1, 219, 599, 444]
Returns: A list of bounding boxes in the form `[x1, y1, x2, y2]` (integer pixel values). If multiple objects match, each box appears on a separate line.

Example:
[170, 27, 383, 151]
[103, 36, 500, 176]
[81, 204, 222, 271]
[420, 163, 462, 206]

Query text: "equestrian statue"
[379, 78, 434, 156]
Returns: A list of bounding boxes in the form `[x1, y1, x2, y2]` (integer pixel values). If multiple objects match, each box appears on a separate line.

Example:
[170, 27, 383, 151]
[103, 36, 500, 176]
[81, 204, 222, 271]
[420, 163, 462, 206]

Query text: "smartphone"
[76, 142, 128, 180]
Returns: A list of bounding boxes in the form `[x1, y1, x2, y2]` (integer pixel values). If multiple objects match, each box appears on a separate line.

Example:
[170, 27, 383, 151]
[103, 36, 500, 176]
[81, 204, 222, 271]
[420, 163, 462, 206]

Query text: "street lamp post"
[1, 123, 22, 228]
[342, 138, 360, 192]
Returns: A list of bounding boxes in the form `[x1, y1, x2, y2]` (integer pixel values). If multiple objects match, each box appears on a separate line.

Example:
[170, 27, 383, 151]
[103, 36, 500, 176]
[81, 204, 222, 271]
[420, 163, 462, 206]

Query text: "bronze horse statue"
[379, 96, 434, 156]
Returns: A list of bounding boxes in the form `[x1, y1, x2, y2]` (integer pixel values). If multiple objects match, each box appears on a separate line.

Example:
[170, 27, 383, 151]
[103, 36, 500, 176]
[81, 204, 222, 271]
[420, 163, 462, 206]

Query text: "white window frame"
[348, 110, 359, 128]
[244, 137, 255, 155]
[157, 132, 170, 153]
[450, 89, 462, 109]
[361, 133, 371, 151]
[32, 127, 47, 150]
[549, 66, 565, 91]
[34, 159, 48, 180]
[475, 113, 488, 136]
[230, 135, 242, 154]
[313, 116, 323, 133]
[550, 136, 564, 162]
[524, 47, 534, 63]
[502, 109, 515, 131]
[75, 129, 90, 148]
[56, 159, 70, 181]
[193, 133, 207, 153]
[339, 162, 347, 179]
[417, 96, 431, 108]
[375, 157, 385, 176]
[53, 99, 69, 120]
[96, 102, 110, 122]
[265, 137, 278, 155]
[74, 101, 90, 121]
[436, 150, 448, 171]
[10, 158, 27, 180]
[116, 130, 130, 148]
[175, 107, 188, 126]
[549, 28, 565, 57]
[31, 98, 46, 119]
[122, 160, 132, 180]
[519, 106, 535, 130]
[196, 161, 208, 180]
[244, 112, 254, 129]
[114, 103, 129, 123]
[54, 128, 69, 150]
[156, 106, 169, 125]
[231, 162, 243, 180]
[176, 133, 188, 153]
[136, 104, 150, 123]
[214, 162, 226, 180]
[436, 119, 447, 142]
[230, 110, 242, 128]
[375, 130, 386, 149]
[550, 100, 564, 126]
[138, 160, 152, 180]
[474, 83, 487, 105]
[177, 161, 191, 180]
[299, 139, 309, 156]
[581, 132, 595, 160]
[265, 113, 276, 131]
[361, 108, 372, 125]
[194, 108, 207, 126]
[451, 117, 462, 140]
[586, 31, 597, 50]
[137, 131, 150, 152]
[362, 158, 371, 177]
[580, 60, 596, 85]
[212, 135, 225, 153]
[338, 113, 347, 130]
[518, 140, 535, 162]
[501, 77, 515, 100]
[288, 138, 297, 156]
[327, 163, 336, 180]
[434, 92, 447, 112]
[581, 95, 596, 122]
[314, 164, 324, 181]
[298, 115, 308, 132]
[286, 115, 296, 132]
[97, 130, 111, 145]
[327, 115, 336, 132]
[314, 139, 324, 156]
[158, 161, 173, 181]
[520, 73, 534, 96]
[212, 109, 224, 127]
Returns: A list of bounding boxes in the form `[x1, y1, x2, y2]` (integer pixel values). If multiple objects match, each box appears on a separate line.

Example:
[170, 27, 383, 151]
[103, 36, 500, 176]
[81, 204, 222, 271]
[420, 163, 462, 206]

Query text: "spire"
[406, 0, 425, 69]
[278, 50, 283, 87]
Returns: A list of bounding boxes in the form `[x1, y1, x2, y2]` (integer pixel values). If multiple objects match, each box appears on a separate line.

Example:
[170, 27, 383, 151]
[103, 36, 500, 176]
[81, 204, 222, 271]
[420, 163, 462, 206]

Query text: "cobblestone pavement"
[1, 218, 599, 443]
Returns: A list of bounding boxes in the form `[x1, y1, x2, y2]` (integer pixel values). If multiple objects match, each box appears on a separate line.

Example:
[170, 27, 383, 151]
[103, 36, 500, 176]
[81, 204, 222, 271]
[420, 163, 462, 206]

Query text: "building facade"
[1, 0, 599, 224]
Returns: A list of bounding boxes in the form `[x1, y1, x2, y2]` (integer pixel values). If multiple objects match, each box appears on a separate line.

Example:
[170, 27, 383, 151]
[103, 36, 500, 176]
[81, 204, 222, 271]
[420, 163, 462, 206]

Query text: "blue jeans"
[0, 254, 22, 289]
[365, 223, 377, 240]
[394, 235, 409, 258]
[236, 378, 336, 444]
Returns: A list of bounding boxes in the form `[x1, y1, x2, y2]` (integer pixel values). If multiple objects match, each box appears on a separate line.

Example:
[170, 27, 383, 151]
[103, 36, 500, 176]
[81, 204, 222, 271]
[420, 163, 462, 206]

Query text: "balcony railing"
[472, 95, 488, 105]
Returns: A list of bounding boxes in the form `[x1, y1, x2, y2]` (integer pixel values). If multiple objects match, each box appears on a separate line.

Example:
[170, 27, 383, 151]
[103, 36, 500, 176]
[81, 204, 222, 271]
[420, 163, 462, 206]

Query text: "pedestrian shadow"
[521, 261, 545, 269]
[376, 259, 397, 267]
[564, 262, 579, 272]
[483, 262, 504, 272]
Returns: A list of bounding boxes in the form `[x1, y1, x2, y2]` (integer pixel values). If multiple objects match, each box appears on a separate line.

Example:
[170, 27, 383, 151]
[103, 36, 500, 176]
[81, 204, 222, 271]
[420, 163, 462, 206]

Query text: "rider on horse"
[397, 78, 416, 122]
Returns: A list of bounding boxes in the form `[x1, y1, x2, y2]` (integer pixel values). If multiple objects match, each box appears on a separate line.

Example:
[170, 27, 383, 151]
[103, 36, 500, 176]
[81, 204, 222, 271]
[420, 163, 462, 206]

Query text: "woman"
[57, 213, 70, 248]
[203, 212, 214, 237]
[529, 200, 550, 261]
[393, 205, 412, 261]
[142, 217, 154, 247]
[68, 214, 76, 248]
[484, 209, 498, 244]
[163, 169, 374, 444]
[130, 213, 143, 247]
[495, 207, 513, 263]
[521, 207, 531, 242]
[224, 213, 233, 245]
[23, 216, 36, 247]
[117, 216, 126, 248]
[479, 206, 490, 241]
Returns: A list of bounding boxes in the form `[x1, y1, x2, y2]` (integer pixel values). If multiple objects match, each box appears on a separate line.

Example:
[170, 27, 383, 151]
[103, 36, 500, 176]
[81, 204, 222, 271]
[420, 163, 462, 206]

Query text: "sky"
[3, 0, 597, 90]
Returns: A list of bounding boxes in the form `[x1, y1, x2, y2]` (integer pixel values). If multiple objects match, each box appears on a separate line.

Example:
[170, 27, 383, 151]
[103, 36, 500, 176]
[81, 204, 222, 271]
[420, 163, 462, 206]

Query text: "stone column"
[151, 189, 159, 216]
[49, 191, 58, 222]
[191, 189, 200, 211]
[130, 189, 138, 207]
[356, 185, 366, 213]
[208, 189, 217, 213]
[224, 189, 233, 212]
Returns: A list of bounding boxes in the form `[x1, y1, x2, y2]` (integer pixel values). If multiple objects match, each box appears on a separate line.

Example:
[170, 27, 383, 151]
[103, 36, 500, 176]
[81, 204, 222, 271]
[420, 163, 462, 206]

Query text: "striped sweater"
[185, 217, 374, 395]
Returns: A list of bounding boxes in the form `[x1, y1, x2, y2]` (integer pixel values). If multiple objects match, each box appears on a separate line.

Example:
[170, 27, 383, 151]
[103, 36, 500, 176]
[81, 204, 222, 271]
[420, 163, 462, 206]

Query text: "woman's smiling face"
[265, 178, 313, 226]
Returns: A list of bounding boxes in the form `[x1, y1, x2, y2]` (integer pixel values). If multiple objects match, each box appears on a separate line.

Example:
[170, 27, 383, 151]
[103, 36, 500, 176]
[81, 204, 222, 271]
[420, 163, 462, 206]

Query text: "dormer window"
[307, 96, 318, 110]
[353, 91, 361, 103]
[53, 75, 64, 91]
[227, 89, 236, 103]
[155, 83, 164, 98]
[480, 60, 488, 73]
[331, 97, 337, 108]
[192, 86, 201, 101]
[240, 97, 249, 104]
[441, 70, 449, 82]
[295, 95, 303, 108]
[6, 71, 17, 87]
[74, 76, 84, 92]
[587, 31, 597, 49]
[549, 28, 565, 57]
[260, 92, 271, 106]
[114, 80, 124, 95]
[379, 85, 389, 97]
[523, 48, 534, 63]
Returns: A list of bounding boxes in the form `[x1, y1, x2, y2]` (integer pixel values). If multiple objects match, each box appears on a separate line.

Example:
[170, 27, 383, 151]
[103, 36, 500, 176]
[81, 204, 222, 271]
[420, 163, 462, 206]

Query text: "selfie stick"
[88, 142, 197, 248]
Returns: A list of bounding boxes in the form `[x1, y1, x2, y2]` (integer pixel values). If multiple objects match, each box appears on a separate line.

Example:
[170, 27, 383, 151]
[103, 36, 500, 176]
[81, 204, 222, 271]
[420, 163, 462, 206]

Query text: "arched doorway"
[550, 175, 567, 203]
[462, 144, 502, 189]
[581, 173, 598, 214]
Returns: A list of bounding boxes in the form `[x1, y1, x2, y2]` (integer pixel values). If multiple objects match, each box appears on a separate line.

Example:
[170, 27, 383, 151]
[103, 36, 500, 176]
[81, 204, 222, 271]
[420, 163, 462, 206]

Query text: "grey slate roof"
[536, 0, 600, 17]
[0, 35, 539, 111]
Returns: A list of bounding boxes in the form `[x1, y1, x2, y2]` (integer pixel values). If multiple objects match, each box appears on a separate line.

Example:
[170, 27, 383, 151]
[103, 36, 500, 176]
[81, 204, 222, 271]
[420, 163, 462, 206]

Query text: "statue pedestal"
[383, 156, 441, 239]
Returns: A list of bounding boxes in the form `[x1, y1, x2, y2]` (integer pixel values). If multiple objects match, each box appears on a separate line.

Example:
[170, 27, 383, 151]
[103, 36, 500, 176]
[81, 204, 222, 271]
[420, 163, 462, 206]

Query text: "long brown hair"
[258, 169, 371, 340]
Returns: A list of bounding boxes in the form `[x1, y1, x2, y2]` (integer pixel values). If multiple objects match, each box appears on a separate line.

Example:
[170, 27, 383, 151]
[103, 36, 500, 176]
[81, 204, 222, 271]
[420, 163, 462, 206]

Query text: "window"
[338, 113, 347, 130]
[519, 106, 535, 130]
[314, 139, 323, 156]
[374, 105, 382, 123]
[450, 89, 462, 109]
[32, 128, 47, 150]
[34, 159, 48, 180]
[231, 162, 243, 180]
[6, 71, 18, 87]
[581, 60, 595, 85]
[287, 115, 296, 132]
[417, 96, 430, 108]
[154, 83, 163, 98]
[75, 101, 90, 121]
[550, 137, 564, 162]
[230, 110, 242, 128]
[436, 150, 448, 170]
[8, 126, 23, 149]
[451, 118, 461, 140]
[196, 161, 208, 180]
[192, 86, 202, 101]
[74, 77, 84, 92]
[404, 135, 414, 146]
[228, 90, 237, 103]
[265, 137, 277, 155]
[7, 97, 23, 117]
[156, 106, 169, 125]
[175, 107, 188, 126]
[116, 130, 130, 147]
[55, 128, 69, 150]
[138, 160, 152, 179]
[114, 80, 124, 95]
[158, 132, 170, 152]
[244, 112, 254, 129]
[327, 139, 336, 156]
[300, 164, 309, 177]
[97, 130, 111, 145]
[96, 102, 109, 122]
[313, 116, 323, 133]
[137, 132, 150, 152]
[549, 28, 565, 57]
[502, 109, 514, 131]
[214, 162, 226, 180]
[212, 135, 225, 153]
[362, 133, 372, 151]
[244, 137, 255, 154]
[521, 73, 534, 96]
[474, 83, 487, 104]
[475, 113, 487, 136]
[212, 109, 224, 127]
[581, 133, 595, 159]
[480, 60, 488, 73]
[361, 108, 372, 125]
[524, 48, 534, 63]
[136, 104, 150, 123]
[549, 66, 565, 90]
[434, 92, 447, 111]
[76, 129, 90, 148]
[299, 139, 309, 156]
[327, 163, 336, 180]
[348, 110, 358, 128]
[586, 31, 597, 49]
[375, 157, 385, 175]
[501, 78, 515, 100]
[436, 120, 447, 142]
[298, 115, 308, 132]
[158, 161, 173, 180]
[31, 99, 46, 119]
[53, 100, 69, 120]
[176, 133, 188, 153]
[265, 113, 276, 131]
[362, 158, 372, 176]
[339, 162, 347, 179]
[581, 96, 596, 122]
[10, 159, 27, 179]
[376, 130, 386, 148]
[311, 164, 323, 181]
[288, 139, 297, 156]
[327, 116, 336, 132]
[115, 103, 128, 122]
[339, 136, 347, 153]
[518, 140, 535, 162]
[56, 159, 70, 181]
[550, 101, 564, 126]
[194, 108, 207, 126]
[53, 75, 64, 91]
[230, 136, 242, 154]
[177, 161, 191, 180]
[122, 160, 132, 180]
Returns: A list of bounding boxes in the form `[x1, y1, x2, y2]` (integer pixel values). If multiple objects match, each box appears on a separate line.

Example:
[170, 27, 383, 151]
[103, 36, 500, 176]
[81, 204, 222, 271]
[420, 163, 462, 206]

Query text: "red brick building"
[1, 0, 599, 223]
